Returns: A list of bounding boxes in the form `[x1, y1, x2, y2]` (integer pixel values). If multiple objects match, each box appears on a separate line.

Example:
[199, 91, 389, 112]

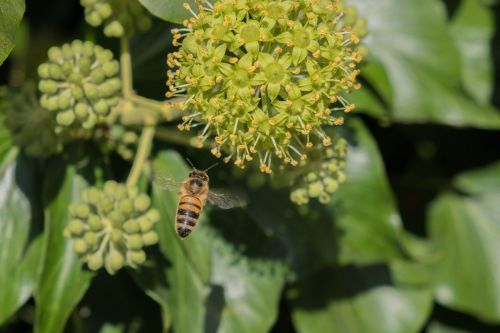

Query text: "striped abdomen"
[176, 195, 202, 238]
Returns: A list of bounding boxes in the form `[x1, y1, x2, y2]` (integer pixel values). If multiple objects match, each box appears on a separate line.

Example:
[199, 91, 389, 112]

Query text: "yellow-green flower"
[167, 0, 365, 173]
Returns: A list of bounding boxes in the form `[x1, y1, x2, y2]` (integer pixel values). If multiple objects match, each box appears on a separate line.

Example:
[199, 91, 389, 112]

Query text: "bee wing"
[152, 174, 184, 191]
[207, 187, 248, 209]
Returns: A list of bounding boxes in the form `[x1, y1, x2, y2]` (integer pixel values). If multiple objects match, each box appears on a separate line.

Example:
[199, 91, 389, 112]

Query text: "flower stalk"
[127, 125, 155, 187]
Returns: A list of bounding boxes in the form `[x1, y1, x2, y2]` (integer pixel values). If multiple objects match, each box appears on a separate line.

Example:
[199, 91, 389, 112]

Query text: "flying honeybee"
[154, 160, 246, 239]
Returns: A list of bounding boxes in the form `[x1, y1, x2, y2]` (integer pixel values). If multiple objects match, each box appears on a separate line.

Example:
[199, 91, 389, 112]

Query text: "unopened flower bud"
[65, 181, 159, 274]
[37, 40, 121, 129]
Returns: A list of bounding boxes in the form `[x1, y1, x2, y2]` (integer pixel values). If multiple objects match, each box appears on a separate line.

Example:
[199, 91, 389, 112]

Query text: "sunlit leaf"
[450, 0, 494, 104]
[289, 262, 433, 333]
[428, 321, 474, 333]
[330, 118, 405, 263]
[348, 0, 500, 128]
[0, 0, 25, 65]
[138, 0, 196, 24]
[428, 161, 500, 323]
[246, 118, 407, 277]
[0, 156, 43, 325]
[34, 161, 94, 333]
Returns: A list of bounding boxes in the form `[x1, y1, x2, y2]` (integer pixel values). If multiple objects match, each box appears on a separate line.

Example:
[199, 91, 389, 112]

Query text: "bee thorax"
[189, 178, 204, 194]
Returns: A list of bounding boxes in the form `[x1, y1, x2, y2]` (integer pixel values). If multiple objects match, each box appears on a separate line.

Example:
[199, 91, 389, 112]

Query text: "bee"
[154, 160, 246, 239]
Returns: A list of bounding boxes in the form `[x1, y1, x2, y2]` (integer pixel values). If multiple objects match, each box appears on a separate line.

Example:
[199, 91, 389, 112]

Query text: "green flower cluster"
[167, 0, 364, 173]
[64, 181, 160, 275]
[2, 83, 63, 157]
[290, 137, 347, 205]
[38, 40, 121, 129]
[81, 0, 152, 37]
[108, 125, 139, 160]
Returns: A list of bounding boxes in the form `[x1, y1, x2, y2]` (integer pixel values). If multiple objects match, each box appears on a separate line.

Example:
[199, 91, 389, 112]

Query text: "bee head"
[189, 170, 209, 182]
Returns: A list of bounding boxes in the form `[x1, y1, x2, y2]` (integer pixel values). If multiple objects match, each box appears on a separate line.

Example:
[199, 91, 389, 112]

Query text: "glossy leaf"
[331, 118, 405, 263]
[132, 151, 286, 333]
[0, 0, 25, 65]
[427, 322, 474, 333]
[138, 0, 196, 24]
[428, 161, 500, 323]
[34, 162, 94, 333]
[350, 60, 392, 120]
[246, 118, 406, 278]
[0, 157, 43, 325]
[450, 0, 494, 105]
[348, 0, 500, 128]
[290, 262, 433, 333]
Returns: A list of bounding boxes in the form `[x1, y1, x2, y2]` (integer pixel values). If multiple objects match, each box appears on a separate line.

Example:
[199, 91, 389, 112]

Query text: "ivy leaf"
[0, 0, 25, 65]
[349, 61, 391, 120]
[428, 161, 500, 323]
[428, 321, 475, 333]
[34, 161, 94, 333]
[246, 118, 408, 279]
[0, 156, 43, 325]
[450, 0, 494, 105]
[330, 118, 405, 264]
[348, 0, 500, 128]
[138, 0, 196, 24]
[132, 151, 286, 333]
[289, 262, 433, 333]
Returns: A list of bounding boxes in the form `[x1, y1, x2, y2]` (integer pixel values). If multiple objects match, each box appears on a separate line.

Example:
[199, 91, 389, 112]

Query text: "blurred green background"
[1, 0, 500, 332]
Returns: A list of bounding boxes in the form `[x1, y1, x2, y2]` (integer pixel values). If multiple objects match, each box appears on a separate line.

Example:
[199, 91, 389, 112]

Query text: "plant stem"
[120, 37, 133, 97]
[127, 125, 155, 186]
[127, 94, 182, 121]
[154, 126, 198, 147]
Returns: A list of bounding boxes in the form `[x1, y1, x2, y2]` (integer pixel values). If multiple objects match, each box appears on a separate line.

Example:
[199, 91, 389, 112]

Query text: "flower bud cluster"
[64, 181, 160, 275]
[80, 0, 152, 37]
[167, 0, 364, 173]
[38, 40, 121, 129]
[290, 137, 347, 205]
[2, 83, 63, 157]
[108, 125, 139, 160]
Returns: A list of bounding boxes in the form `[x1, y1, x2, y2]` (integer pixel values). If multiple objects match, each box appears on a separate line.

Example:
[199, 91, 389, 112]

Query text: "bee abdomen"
[176, 195, 202, 239]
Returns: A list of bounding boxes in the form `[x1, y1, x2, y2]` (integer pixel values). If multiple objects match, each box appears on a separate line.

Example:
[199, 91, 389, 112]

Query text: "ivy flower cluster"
[290, 137, 347, 205]
[64, 181, 160, 275]
[80, 0, 152, 37]
[167, 0, 363, 173]
[38, 40, 121, 129]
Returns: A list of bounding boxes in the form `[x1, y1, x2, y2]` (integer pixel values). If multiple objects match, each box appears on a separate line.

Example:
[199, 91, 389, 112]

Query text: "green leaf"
[349, 61, 391, 120]
[289, 262, 433, 333]
[0, 0, 25, 66]
[138, 0, 196, 24]
[0, 157, 43, 325]
[450, 0, 494, 105]
[34, 161, 94, 333]
[132, 150, 286, 333]
[428, 161, 500, 323]
[348, 0, 500, 128]
[0, 123, 13, 166]
[330, 118, 405, 263]
[246, 118, 406, 277]
[428, 322, 474, 333]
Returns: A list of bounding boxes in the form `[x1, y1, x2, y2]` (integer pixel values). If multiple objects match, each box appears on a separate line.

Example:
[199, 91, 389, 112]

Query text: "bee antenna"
[185, 158, 196, 169]
[204, 162, 219, 172]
